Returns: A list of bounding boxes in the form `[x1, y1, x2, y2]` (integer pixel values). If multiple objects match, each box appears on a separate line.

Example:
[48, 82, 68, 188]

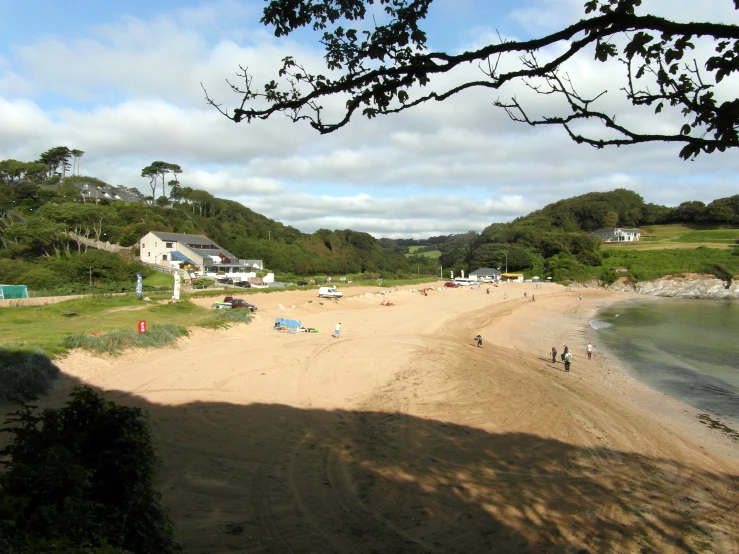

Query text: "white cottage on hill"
[591, 227, 641, 243]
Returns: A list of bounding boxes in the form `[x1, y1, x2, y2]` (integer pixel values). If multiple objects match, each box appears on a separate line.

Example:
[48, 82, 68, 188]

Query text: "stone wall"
[0, 294, 89, 308]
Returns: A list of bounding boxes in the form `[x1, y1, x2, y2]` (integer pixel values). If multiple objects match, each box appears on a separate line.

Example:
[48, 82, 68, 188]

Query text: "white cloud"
[0, 0, 737, 238]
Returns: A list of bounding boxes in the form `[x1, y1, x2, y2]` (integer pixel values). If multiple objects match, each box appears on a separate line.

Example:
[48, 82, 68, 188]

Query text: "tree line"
[1, 146, 737, 292]
[401, 189, 739, 279]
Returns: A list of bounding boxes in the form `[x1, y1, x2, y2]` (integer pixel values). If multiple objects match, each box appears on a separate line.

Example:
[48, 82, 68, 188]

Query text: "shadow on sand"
[3, 373, 738, 554]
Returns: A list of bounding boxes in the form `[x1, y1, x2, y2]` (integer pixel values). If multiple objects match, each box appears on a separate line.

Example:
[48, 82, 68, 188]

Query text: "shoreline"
[488, 288, 739, 465]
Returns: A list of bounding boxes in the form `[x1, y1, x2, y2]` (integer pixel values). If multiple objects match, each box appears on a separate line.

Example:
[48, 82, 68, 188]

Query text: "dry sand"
[41, 283, 739, 553]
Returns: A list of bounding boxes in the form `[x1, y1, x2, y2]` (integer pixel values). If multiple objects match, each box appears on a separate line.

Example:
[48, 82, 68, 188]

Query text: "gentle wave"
[590, 319, 613, 330]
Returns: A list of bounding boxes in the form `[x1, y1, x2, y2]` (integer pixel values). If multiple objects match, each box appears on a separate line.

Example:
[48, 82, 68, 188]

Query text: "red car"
[221, 297, 257, 311]
[444, 282, 460, 288]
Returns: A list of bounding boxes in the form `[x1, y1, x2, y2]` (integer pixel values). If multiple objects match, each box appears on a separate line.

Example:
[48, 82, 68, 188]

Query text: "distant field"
[602, 225, 739, 251]
[406, 246, 442, 259]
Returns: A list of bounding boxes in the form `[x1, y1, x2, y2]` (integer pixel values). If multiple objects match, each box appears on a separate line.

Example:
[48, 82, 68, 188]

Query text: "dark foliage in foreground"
[0, 387, 180, 554]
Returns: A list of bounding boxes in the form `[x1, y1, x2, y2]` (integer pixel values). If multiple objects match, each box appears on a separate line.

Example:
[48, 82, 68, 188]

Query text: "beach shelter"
[274, 317, 301, 333]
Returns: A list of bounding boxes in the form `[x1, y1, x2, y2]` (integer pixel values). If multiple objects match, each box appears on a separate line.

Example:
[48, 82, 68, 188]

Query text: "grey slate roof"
[469, 268, 501, 276]
[150, 232, 213, 245]
[592, 228, 640, 234]
[149, 232, 238, 261]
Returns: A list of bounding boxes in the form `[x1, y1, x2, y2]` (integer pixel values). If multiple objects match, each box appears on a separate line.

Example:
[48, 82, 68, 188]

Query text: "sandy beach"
[41, 282, 739, 553]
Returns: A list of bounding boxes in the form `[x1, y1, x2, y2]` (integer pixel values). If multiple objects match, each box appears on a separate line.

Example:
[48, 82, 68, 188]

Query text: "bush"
[15, 267, 65, 290]
[0, 387, 181, 553]
[0, 344, 61, 403]
[191, 277, 214, 289]
[200, 307, 254, 329]
[61, 323, 188, 355]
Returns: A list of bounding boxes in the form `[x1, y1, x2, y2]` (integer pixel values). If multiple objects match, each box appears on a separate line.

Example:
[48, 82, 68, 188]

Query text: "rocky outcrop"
[604, 273, 739, 299]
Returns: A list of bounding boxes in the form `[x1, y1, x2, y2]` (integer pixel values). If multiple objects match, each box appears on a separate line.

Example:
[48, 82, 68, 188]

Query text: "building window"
[166, 242, 173, 248]
[141, 243, 145, 248]
[155, 242, 158, 247]
[147, 252, 150, 257]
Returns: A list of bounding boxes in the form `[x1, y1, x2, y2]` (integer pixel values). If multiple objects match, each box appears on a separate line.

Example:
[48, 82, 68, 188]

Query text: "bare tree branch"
[204, 0, 739, 158]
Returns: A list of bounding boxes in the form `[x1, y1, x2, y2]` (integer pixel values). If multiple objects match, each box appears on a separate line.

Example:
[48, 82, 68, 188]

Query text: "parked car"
[233, 281, 251, 288]
[217, 277, 234, 284]
[318, 286, 343, 298]
[231, 299, 257, 311]
[444, 282, 460, 288]
[216, 297, 257, 311]
[297, 280, 309, 286]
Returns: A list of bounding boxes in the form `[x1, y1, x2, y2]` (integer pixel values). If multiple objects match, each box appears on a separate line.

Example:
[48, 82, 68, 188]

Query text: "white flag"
[173, 273, 181, 300]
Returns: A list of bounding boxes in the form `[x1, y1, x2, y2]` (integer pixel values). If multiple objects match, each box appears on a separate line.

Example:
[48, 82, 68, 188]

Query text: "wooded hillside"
[2, 147, 737, 292]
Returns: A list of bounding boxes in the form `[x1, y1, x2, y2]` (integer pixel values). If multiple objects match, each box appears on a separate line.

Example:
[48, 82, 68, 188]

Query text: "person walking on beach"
[486, 288, 490, 295]
[551, 346, 557, 363]
[532, 294, 535, 301]
[586, 342, 593, 360]
[334, 322, 342, 338]
[579, 294, 583, 301]
[563, 351, 572, 372]
[561, 344, 569, 362]
[474, 335, 483, 348]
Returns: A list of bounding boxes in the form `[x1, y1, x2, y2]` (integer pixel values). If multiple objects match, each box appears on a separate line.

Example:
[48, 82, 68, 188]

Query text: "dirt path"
[49, 283, 739, 553]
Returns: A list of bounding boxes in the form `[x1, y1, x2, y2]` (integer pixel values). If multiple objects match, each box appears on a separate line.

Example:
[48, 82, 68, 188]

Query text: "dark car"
[231, 299, 257, 311]
[234, 281, 252, 288]
[217, 277, 234, 284]
[297, 280, 309, 286]
[444, 282, 460, 288]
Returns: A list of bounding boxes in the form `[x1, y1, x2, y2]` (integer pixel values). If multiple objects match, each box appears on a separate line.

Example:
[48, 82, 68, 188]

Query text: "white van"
[453, 278, 476, 286]
[318, 286, 343, 298]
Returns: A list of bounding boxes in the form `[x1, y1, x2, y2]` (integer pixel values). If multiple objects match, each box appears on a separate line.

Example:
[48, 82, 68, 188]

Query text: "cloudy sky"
[1, 0, 737, 238]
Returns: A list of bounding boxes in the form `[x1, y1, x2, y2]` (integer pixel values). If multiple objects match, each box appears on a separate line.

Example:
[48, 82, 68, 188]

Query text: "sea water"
[592, 299, 739, 425]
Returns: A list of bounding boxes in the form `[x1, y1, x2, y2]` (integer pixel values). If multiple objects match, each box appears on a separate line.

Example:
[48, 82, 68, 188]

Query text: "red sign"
[138, 320, 147, 334]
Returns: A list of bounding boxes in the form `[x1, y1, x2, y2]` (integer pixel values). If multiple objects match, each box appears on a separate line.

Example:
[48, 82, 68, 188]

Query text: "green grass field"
[0, 296, 240, 357]
[602, 224, 739, 251]
[406, 246, 442, 259]
[602, 247, 739, 281]
[143, 272, 176, 287]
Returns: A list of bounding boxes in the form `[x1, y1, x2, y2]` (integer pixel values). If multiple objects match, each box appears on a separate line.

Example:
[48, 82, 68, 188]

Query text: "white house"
[591, 228, 641, 243]
[139, 232, 263, 280]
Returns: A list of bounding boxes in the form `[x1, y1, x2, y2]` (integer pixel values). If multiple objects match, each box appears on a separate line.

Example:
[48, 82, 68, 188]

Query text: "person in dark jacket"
[561, 344, 569, 361]
[551, 346, 557, 363]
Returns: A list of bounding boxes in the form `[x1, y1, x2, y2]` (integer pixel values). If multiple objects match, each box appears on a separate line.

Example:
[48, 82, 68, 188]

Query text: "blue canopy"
[274, 317, 301, 329]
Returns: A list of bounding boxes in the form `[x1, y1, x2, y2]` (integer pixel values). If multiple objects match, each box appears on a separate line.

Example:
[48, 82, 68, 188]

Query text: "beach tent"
[274, 317, 301, 332]
[0, 285, 28, 300]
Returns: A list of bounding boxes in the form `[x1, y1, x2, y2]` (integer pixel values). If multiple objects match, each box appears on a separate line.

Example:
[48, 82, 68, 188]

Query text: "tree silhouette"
[205, 0, 739, 159]
[70, 149, 85, 176]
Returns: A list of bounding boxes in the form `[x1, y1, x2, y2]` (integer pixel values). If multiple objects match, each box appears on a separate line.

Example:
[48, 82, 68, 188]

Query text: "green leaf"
[680, 124, 691, 135]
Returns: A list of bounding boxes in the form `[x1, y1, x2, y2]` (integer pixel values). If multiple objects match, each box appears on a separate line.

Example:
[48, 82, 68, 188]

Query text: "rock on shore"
[604, 273, 739, 299]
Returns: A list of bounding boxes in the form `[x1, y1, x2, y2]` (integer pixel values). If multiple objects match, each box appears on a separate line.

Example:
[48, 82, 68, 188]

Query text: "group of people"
[550, 342, 594, 372]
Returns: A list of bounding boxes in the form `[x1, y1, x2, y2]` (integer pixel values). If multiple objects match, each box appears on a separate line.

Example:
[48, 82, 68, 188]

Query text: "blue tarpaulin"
[0, 285, 28, 299]
[274, 318, 301, 329]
